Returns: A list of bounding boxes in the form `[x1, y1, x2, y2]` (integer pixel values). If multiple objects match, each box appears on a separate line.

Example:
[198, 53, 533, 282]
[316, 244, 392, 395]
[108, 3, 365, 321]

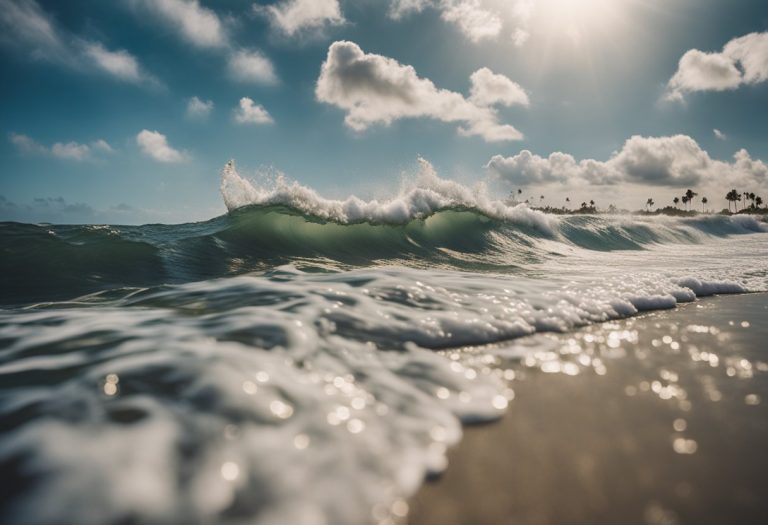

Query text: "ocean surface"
[1, 161, 767, 525]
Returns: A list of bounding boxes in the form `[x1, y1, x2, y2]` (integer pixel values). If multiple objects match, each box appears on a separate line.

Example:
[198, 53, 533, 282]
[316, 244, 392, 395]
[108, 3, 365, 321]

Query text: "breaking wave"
[0, 160, 765, 305]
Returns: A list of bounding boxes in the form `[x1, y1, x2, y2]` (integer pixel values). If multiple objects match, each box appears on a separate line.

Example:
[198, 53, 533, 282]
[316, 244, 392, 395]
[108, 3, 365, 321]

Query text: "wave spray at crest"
[219, 158, 556, 232]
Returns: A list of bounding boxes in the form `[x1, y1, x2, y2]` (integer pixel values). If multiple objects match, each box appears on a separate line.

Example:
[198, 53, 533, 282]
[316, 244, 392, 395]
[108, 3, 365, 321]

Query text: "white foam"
[220, 159, 557, 234]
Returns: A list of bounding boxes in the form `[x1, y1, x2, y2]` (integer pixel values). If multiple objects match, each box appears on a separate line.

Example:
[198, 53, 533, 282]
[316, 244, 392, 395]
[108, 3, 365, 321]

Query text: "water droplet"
[673, 438, 698, 454]
[294, 434, 310, 449]
[745, 394, 760, 405]
[103, 382, 118, 396]
[492, 395, 508, 410]
[347, 418, 365, 434]
[270, 400, 293, 419]
[391, 499, 409, 518]
[221, 461, 239, 481]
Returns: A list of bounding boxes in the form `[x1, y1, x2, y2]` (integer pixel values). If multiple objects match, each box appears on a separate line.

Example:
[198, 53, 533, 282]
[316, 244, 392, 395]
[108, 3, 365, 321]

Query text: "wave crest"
[220, 158, 557, 234]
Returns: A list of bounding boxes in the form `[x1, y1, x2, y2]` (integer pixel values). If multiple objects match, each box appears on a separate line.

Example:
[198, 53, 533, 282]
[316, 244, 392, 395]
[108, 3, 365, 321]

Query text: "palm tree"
[589, 199, 595, 209]
[684, 189, 697, 211]
[756, 196, 764, 209]
[726, 189, 741, 213]
[682, 195, 689, 210]
[646, 198, 654, 211]
[673, 196, 680, 208]
[749, 192, 756, 209]
[701, 196, 708, 212]
[743, 192, 749, 211]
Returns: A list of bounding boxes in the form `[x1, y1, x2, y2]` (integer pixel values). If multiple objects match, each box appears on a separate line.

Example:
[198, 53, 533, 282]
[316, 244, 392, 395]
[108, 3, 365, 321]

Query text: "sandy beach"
[410, 293, 768, 525]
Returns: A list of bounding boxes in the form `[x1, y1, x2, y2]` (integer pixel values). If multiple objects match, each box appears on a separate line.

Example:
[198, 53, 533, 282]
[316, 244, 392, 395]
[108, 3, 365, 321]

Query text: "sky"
[0, 0, 767, 224]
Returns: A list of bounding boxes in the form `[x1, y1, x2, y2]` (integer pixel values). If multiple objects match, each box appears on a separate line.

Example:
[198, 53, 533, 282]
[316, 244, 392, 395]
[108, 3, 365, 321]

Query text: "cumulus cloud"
[487, 135, 768, 192]
[136, 130, 185, 163]
[469, 67, 529, 107]
[130, 1, 278, 85]
[315, 41, 526, 141]
[0, 0, 156, 85]
[233, 97, 273, 125]
[389, 0, 510, 43]
[92, 139, 114, 153]
[9, 133, 113, 161]
[713, 128, 727, 141]
[131, 0, 226, 48]
[186, 96, 214, 119]
[255, 0, 344, 37]
[50, 142, 91, 161]
[440, 0, 502, 43]
[227, 49, 278, 85]
[9, 132, 48, 156]
[666, 32, 768, 101]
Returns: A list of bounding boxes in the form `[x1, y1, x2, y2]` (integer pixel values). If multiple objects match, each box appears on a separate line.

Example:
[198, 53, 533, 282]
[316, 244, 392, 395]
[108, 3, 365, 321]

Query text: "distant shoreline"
[520, 205, 768, 217]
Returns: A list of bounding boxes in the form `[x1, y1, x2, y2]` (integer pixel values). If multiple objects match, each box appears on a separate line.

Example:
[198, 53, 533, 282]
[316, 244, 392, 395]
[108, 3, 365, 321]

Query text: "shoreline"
[409, 293, 768, 525]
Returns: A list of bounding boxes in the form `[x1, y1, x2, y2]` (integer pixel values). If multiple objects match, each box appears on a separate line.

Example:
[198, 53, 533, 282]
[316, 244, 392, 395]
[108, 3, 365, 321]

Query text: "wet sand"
[410, 293, 768, 525]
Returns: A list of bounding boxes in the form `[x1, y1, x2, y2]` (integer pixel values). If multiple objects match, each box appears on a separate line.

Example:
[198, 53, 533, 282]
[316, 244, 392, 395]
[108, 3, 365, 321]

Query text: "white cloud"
[666, 32, 768, 101]
[469, 67, 529, 107]
[440, 0, 502, 43]
[83, 42, 143, 83]
[255, 0, 344, 37]
[511, 28, 529, 47]
[51, 142, 91, 161]
[8, 132, 48, 156]
[227, 49, 278, 85]
[9, 133, 113, 161]
[389, 0, 432, 18]
[92, 139, 114, 153]
[0, 0, 156, 85]
[233, 97, 273, 125]
[129, 1, 278, 87]
[186, 96, 214, 119]
[388, 0, 503, 43]
[487, 135, 768, 192]
[315, 41, 526, 142]
[136, 130, 185, 163]
[131, 0, 226, 48]
[713, 128, 727, 141]
[0, 0, 67, 61]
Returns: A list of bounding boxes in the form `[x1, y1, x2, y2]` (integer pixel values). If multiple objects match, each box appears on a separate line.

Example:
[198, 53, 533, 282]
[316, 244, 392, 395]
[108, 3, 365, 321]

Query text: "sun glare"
[533, 0, 630, 45]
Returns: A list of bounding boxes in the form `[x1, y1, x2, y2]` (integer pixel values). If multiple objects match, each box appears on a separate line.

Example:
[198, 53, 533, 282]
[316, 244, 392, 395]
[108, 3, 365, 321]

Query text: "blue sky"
[1, 0, 767, 223]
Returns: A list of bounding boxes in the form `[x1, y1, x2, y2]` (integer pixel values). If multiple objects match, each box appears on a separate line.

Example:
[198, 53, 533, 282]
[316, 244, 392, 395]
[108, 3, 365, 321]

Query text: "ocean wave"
[220, 158, 557, 233]
[0, 161, 765, 305]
